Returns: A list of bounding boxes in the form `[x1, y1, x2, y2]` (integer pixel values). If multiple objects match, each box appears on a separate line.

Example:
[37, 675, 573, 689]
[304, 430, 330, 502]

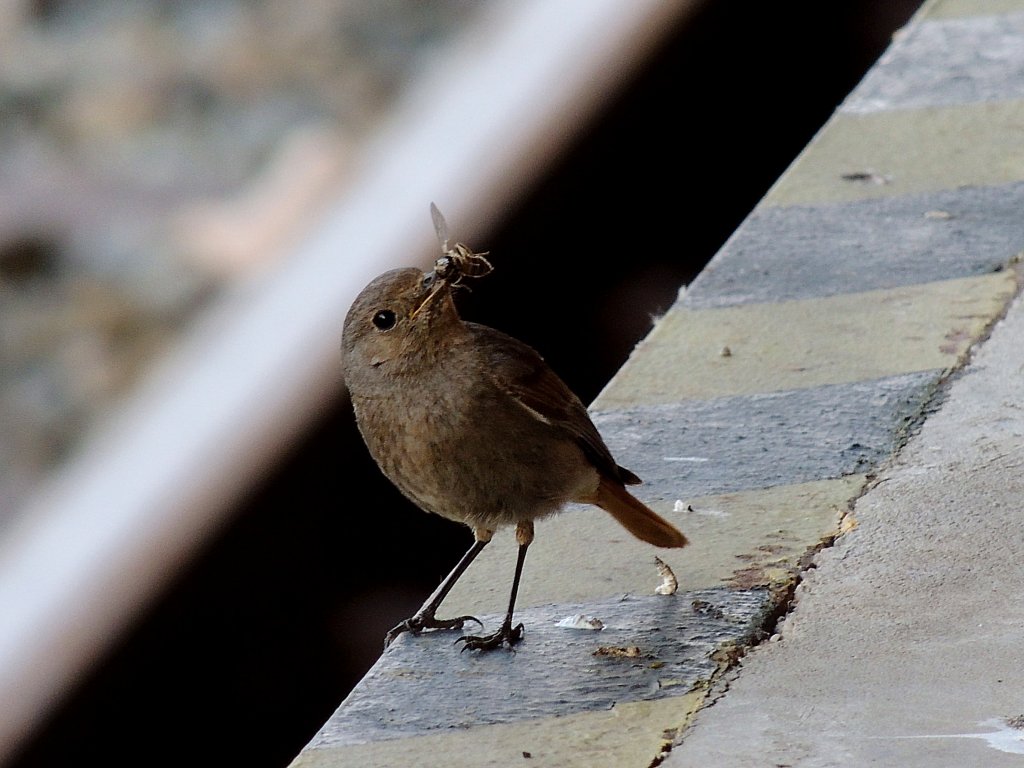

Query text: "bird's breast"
[350, 364, 597, 529]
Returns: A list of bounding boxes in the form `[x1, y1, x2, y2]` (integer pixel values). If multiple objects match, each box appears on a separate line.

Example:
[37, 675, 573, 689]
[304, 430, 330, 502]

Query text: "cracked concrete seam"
[670, 263, 1024, 749]
[667, 268, 1024, 765]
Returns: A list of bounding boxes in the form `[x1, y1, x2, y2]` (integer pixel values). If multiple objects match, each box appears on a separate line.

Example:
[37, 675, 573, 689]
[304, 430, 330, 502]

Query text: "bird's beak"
[410, 272, 446, 320]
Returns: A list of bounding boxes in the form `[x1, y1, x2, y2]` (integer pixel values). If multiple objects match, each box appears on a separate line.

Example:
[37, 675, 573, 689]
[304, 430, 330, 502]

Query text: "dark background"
[11, 2, 920, 766]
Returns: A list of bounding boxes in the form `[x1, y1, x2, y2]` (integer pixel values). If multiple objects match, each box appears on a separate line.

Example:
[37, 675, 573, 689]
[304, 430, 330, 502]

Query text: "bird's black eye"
[372, 309, 396, 330]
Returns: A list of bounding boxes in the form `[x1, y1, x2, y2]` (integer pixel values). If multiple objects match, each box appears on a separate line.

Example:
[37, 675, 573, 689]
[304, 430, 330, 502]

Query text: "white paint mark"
[871, 719, 1024, 755]
[701, 508, 730, 518]
[673, 499, 729, 518]
[664, 456, 709, 462]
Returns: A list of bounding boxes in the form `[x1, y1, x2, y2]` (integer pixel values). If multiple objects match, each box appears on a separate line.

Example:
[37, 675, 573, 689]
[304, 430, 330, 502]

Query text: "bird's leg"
[384, 532, 490, 648]
[457, 520, 533, 652]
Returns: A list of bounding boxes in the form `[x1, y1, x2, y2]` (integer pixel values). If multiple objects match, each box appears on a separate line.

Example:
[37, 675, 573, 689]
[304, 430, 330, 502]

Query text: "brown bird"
[341, 244, 687, 652]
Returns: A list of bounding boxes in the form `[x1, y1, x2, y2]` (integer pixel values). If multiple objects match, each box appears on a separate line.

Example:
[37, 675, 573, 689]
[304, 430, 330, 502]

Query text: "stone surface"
[592, 372, 937, 495]
[293, 695, 699, 768]
[843, 12, 1024, 112]
[311, 589, 765, 746]
[685, 182, 1024, 308]
[664, 294, 1024, 766]
[445, 477, 860, 612]
[596, 272, 1016, 405]
[765, 101, 1024, 205]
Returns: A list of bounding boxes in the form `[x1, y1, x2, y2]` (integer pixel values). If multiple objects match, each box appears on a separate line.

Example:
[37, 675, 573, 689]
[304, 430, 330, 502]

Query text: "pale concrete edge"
[663, 267, 1024, 757]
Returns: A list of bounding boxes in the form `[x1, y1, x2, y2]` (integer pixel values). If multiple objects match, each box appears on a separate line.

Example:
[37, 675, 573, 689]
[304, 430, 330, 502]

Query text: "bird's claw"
[384, 613, 483, 648]
[456, 621, 524, 652]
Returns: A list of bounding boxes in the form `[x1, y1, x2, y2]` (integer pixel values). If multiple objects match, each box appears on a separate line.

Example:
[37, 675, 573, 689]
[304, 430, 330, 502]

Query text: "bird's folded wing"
[467, 323, 636, 485]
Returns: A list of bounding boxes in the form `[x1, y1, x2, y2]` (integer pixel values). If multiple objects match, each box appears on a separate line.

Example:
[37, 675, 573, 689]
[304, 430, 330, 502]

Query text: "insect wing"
[430, 202, 450, 253]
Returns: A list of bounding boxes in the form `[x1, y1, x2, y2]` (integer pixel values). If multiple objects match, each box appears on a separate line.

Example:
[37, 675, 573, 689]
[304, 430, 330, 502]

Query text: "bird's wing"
[466, 323, 638, 485]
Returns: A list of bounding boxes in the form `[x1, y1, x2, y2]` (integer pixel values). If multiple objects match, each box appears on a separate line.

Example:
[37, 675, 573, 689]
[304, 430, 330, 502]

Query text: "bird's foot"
[384, 611, 482, 648]
[456, 620, 524, 652]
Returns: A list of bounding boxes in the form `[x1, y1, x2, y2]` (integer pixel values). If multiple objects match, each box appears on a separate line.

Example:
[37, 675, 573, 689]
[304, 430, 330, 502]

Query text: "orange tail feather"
[594, 477, 688, 548]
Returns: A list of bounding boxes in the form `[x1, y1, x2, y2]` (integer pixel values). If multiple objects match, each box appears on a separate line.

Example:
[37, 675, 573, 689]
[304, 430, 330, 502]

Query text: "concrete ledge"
[598, 274, 1015, 404]
[295, 696, 701, 768]
[307, 591, 765, 746]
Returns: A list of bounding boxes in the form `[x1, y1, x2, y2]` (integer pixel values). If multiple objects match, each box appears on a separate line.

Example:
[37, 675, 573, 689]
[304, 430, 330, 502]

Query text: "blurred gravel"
[0, 0, 488, 520]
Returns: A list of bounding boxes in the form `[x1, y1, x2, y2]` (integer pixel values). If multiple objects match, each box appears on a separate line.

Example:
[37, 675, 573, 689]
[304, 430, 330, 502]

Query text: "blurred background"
[0, 1, 919, 766]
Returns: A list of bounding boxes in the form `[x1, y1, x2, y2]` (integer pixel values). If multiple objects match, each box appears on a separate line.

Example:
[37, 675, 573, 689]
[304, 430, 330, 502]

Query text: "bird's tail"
[594, 477, 688, 548]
